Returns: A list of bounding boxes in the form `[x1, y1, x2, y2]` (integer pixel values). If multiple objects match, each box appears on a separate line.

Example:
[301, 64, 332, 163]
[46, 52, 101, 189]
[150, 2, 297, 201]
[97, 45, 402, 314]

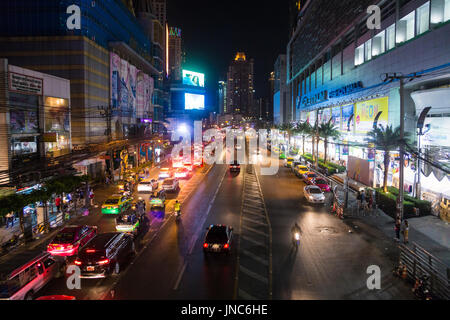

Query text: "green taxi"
[101, 194, 132, 215]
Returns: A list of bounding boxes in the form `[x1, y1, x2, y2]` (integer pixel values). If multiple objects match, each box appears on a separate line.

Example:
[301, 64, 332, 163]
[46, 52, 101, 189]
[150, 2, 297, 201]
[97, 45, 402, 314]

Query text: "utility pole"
[98, 105, 114, 181]
[384, 72, 421, 220]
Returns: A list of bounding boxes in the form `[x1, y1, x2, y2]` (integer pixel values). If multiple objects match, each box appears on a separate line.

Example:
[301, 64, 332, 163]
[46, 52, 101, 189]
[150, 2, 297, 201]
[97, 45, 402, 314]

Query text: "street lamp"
[415, 106, 432, 199]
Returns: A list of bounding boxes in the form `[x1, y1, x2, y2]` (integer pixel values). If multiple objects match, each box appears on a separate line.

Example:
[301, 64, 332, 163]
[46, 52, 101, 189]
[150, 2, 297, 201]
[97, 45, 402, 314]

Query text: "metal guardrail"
[399, 242, 450, 300]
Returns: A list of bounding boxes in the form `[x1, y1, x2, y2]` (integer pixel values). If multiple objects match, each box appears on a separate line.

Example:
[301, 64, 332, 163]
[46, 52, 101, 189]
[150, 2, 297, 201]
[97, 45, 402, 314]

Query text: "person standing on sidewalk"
[402, 220, 409, 244]
[89, 190, 95, 206]
[356, 192, 362, 211]
[5, 212, 14, 228]
[394, 217, 401, 241]
[55, 196, 61, 212]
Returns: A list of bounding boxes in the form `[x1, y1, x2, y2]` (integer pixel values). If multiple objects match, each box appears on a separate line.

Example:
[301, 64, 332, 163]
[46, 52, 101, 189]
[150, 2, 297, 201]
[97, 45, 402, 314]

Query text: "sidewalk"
[331, 174, 450, 266]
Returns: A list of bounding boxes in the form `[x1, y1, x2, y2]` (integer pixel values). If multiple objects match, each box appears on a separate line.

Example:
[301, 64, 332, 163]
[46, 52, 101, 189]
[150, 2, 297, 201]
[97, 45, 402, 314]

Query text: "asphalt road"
[36, 147, 415, 300]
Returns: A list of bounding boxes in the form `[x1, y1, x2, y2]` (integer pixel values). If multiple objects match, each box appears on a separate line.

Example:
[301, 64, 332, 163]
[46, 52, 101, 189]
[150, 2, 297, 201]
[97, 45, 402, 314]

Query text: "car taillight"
[224, 244, 229, 249]
[86, 249, 96, 253]
[74, 260, 82, 266]
[98, 259, 109, 265]
[203, 243, 208, 248]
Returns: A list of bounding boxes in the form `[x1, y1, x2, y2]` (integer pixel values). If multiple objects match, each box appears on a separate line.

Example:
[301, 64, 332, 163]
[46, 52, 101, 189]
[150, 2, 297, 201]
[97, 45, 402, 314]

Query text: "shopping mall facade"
[0, 0, 168, 182]
[287, 0, 450, 203]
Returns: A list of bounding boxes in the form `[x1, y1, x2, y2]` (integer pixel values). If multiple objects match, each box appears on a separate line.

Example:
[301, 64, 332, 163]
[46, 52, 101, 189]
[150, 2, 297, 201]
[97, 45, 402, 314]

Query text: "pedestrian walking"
[361, 191, 368, 212]
[394, 218, 401, 241]
[55, 196, 61, 212]
[5, 212, 14, 228]
[356, 191, 362, 211]
[89, 190, 95, 206]
[402, 220, 409, 244]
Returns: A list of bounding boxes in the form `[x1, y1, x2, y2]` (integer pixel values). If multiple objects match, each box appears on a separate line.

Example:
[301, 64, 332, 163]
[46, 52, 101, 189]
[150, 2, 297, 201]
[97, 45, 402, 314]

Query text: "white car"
[158, 168, 172, 180]
[304, 185, 325, 204]
[137, 179, 158, 193]
[161, 178, 180, 192]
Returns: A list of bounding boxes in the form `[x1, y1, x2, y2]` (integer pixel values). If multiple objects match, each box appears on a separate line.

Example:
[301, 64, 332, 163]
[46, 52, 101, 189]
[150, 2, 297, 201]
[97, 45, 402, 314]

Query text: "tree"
[318, 120, 341, 163]
[365, 125, 408, 193]
[295, 121, 312, 155]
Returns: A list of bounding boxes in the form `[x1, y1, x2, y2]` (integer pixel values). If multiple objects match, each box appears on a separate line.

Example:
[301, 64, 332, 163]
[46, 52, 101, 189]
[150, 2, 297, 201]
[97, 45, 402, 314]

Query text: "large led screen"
[185, 93, 205, 110]
[182, 70, 205, 87]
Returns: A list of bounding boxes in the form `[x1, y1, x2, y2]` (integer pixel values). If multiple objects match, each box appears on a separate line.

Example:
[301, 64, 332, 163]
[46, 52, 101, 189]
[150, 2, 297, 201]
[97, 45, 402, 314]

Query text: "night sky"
[167, 0, 290, 112]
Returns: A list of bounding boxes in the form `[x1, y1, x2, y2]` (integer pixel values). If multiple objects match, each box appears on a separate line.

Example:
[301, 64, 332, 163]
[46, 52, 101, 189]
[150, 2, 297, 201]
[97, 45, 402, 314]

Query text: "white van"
[0, 251, 61, 300]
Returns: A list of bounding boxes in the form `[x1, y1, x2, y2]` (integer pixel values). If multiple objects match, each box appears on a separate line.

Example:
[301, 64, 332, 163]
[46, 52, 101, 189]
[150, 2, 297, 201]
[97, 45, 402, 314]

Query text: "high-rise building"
[218, 81, 227, 115]
[151, 0, 167, 27]
[268, 71, 275, 121]
[226, 52, 255, 116]
[273, 54, 291, 125]
[169, 27, 183, 81]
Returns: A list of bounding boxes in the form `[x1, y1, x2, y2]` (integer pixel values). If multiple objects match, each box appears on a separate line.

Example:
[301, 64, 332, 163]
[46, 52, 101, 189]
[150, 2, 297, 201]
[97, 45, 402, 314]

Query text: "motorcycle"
[174, 209, 181, 221]
[412, 275, 432, 300]
[293, 232, 300, 248]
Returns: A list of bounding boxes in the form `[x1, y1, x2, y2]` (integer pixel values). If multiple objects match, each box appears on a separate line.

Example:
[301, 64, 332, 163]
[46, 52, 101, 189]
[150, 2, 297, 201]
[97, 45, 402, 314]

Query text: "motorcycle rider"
[291, 222, 302, 246]
[174, 200, 181, 217]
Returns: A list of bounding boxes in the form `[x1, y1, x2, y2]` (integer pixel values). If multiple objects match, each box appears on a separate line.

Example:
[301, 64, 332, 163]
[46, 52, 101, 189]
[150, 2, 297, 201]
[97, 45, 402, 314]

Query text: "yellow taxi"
[101, 194, 132, 215]
[294, 164, 309, 177]
[284, 157, 295, 168]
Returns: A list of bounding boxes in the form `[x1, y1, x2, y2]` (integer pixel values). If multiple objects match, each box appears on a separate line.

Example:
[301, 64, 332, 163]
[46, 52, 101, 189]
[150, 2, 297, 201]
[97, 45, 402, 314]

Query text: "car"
[291, 161, 301, 172]
[174, 167, 192, 179]
[304, 185, 326, 203]
[294, 165, 309, 177]
[36, 295, 76, 300]
[183, 163, 193, 172]
[284, 157, 295, 168]
[0, 252, 61, 300]
[115, 212, 141, 235]
[229, 161, 241, 172]
[137, 179, 158, 193]
[47, 225, 97, 257]
[161, 178, 180, 192]
[150, 190, 166, 204]
[312, 178, 331, 192]
[303, 171, 318, 184]
[101, 194, 132, 215]
[74, 232, 135, 279]
[158, 168, 172, 180]
[203, 225, 233, 254]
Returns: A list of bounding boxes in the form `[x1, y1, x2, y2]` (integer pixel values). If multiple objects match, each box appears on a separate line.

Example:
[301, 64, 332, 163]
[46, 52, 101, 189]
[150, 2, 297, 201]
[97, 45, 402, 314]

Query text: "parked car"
[303, 171, 318, 184]
[0, 252, 62, 300]
[303, 185, 326, 204]
[161, 178, 180, 192]
[284, 157, 295, 168]
[294, 165, 309, 177]
[312, 178, 331, 192]
[74, 233, 135, 279]
[47, 225, 97, 257]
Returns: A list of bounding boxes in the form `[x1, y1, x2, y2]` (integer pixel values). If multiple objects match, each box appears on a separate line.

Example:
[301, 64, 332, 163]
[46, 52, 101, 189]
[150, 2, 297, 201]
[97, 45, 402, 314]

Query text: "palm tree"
[365, 125, 408, 193]
[318, 120, 341, 163]
[295, 121, 312, 156]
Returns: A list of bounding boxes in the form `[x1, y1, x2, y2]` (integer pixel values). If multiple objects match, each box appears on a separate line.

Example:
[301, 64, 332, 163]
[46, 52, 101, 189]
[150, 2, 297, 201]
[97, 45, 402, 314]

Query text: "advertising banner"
[306, 110, 316, 125]
[182, 70, 205, 87]
[423, 117, 450, 147]
[319, 108, 331, 124]
[129, 64, 137, 118]
[110, 53, 120, 114]
[355, 97, 389, 133]
[331, 106, 341, 130]
[341, 104, 354, 132]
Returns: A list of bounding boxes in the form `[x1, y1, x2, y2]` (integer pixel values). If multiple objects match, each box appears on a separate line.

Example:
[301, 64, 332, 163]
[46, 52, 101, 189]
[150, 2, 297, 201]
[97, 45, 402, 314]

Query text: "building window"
[430, 0, 450, 25]
[396, 11, 415, 43]
[386, 24, 396, 50]
[416, 2, 430, 35]
[372, 30, 385, 56]
[364, 39, 372, 61]
[354, 44, 364, 66]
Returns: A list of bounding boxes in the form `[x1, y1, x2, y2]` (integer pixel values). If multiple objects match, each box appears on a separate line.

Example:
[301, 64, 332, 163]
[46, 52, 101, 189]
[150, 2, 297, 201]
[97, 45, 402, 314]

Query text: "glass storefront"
[44, 97, 70, 157]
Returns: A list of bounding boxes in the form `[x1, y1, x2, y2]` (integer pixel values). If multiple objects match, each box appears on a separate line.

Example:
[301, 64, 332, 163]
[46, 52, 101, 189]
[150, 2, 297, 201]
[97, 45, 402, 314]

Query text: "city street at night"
[0, 0, 449, 314]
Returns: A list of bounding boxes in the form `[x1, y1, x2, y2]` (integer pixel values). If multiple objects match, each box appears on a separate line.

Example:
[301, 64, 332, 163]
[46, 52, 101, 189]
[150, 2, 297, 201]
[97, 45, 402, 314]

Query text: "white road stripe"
[173, 262, 187, 290]
[238, 288, 257, 300]
[242, 216, 268, 226]
[242, 249, 269, 266]
[239, 265, 268, 284]
[242, 225, 269, 237]
[241, 235, 266, 247]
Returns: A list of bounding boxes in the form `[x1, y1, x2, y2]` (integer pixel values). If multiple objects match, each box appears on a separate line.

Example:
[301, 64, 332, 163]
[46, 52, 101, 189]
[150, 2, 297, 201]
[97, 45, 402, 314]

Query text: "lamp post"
[415, 106, 432, 199]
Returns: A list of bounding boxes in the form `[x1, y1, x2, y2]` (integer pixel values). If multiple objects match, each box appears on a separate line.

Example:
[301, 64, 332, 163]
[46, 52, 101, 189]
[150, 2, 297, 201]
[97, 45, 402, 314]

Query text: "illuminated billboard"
[182, 70, 205, 87]
[185, 93, 205, 110]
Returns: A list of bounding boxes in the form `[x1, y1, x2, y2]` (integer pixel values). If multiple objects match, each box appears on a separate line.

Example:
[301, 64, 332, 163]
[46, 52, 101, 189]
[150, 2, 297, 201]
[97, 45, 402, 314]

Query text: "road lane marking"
[242, 216, 268, 226]
[173, 261, 187, 290]
[242, 224, 269, 237]
[238, 288, 257, 300]
[242, 249, 269, 266]
[241, 235, 266, 247]
[239, 265, 268, 284]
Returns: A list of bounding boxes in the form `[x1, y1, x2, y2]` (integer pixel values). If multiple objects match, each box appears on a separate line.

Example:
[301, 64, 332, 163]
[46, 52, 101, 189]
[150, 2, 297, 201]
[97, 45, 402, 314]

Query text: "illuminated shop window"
[364, 39, 372, 61]
[416, 2, 430, 35]
[386, 24, 396, 51]
[354, 44, 364, 66]
[430, 0, 450, 25]
[396, 11, 415, 43]
[372, 30, 385, 56]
